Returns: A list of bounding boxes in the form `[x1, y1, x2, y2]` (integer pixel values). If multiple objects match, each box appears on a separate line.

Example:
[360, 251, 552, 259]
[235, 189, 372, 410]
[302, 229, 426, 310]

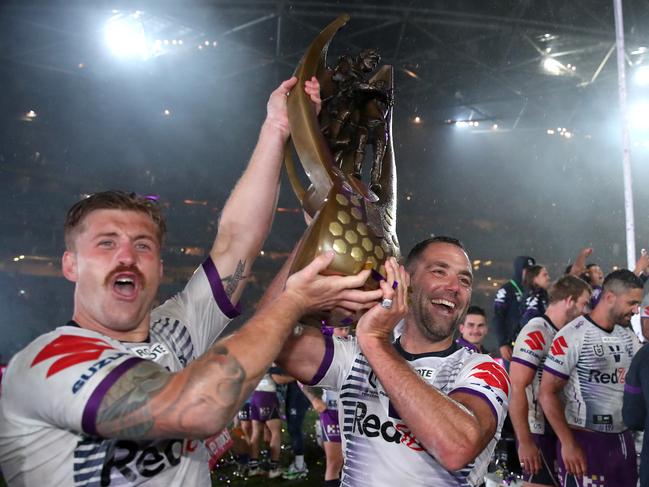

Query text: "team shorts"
[250, 391, 280, 422]
[556, 429, 637, 487]
[238, 401, 251, 422]
[319, 409, 341, 443]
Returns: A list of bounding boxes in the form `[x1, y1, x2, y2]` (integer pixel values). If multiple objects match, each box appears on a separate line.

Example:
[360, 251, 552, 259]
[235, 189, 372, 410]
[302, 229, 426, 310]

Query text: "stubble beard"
[411, 290, 456, 342]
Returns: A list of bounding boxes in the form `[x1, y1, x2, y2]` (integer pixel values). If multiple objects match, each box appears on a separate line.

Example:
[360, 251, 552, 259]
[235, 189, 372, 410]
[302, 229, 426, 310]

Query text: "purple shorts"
[519, 433, 559, 486]
[556, 429, 637, 487]
[319, 409, 341, 443]
[250, 391, 280, 422]
[238, 402, 251, 421]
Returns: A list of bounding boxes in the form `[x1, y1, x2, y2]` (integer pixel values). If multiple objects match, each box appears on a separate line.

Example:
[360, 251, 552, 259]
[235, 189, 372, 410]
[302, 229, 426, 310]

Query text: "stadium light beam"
[104, 13, 150, 60]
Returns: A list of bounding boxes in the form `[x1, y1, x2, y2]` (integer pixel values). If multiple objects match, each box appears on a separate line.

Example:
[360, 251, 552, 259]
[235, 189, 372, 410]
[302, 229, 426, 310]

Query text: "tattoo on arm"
[96, 345, 246, 439]
[221, 259, 248, 299]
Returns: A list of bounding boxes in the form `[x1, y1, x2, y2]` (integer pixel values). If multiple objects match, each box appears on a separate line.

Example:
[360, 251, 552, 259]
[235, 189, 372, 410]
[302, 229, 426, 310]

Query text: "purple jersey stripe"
[511, 356, 537, 370]
[451, 387, 499, 423]
[202, 256, 241, 319]
[625, 383, 642, 394]
[81, 357, 143, 436]
[543, 365, 569, 380]
[307, 334, 334, 385]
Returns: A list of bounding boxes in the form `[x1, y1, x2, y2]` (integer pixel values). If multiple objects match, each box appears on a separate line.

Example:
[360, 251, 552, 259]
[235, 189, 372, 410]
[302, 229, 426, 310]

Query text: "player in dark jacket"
[492, 255, 535, 361]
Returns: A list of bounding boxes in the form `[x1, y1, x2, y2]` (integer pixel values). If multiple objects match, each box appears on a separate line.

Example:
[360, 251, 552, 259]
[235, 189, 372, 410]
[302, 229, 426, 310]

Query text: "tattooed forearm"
[96, 361, 170, 438]
[96, 345, 248, 440]
[221, 259, 248, 298]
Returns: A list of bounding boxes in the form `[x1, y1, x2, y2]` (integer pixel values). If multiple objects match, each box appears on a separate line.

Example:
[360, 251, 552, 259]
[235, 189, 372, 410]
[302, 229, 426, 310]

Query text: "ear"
[62, 251, 78, 282]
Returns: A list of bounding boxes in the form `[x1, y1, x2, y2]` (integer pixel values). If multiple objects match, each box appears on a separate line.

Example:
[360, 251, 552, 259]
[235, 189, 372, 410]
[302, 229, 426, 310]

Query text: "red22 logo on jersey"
[31, 335, 115, 378]
[470, 362, 510, 396]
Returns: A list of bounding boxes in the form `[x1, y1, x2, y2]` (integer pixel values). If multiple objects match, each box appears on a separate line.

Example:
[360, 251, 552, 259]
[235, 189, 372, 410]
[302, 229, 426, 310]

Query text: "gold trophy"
[285, 15, 399, 326]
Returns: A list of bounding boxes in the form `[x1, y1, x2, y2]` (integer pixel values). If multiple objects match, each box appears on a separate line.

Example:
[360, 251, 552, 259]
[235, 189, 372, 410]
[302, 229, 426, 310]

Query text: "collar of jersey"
[583, 314, 615, 334]
[393, 337, 461, 360]
[541, 314, 559, 332]
[65, 320, 152, 343]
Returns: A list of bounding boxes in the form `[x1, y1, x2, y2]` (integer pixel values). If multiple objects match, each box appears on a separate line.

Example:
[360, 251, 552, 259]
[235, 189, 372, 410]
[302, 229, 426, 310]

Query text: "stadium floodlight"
[104, 12, 150, 60]
[629, 101, 649, 130]
[542, 57, 563, 76]
[634, 66, 649, 87]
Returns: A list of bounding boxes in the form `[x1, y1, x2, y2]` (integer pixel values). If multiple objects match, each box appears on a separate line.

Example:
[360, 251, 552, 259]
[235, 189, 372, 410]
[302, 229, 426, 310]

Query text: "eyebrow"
[428, 260, 474, 280]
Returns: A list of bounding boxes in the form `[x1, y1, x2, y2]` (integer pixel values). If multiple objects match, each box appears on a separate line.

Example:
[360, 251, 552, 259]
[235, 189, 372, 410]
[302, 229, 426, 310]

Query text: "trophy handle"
[284, 14, 350, 216]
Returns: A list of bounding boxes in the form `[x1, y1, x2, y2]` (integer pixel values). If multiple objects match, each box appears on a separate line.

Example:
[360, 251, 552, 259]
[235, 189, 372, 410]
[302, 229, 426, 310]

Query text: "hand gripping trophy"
[285, 15, 400, 326]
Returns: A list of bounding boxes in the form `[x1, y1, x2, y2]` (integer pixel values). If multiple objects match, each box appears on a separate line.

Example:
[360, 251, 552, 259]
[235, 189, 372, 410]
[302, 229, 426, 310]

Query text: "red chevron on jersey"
[470, 362, 510, 396]
[524, 330, 545, 351]
[550, 336, 568, 356]
[31, 335, 115, 378]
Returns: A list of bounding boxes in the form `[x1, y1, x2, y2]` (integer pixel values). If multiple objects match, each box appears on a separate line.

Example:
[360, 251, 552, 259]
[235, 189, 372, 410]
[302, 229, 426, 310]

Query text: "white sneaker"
[282, 462, 309, 479]
[248, 466, 266, 477]
[268, 466, 283, 479]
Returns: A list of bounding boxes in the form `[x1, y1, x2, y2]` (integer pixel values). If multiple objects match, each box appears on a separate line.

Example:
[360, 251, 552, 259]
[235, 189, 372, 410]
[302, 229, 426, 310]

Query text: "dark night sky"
[2, 0, 649, 358]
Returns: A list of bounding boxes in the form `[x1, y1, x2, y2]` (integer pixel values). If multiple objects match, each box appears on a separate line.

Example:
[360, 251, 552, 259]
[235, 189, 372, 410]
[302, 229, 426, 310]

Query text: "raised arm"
[211, 77, 321, 305]
[94, 251, 374, 440]
[568, 247, 592, 277]
[508, 361, 540, 475]
[539, 370, 586, 477]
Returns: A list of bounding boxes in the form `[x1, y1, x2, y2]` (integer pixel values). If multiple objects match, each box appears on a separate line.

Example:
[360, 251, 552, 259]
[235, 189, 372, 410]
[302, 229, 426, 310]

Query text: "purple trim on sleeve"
[202, 256, 241, 319]
[511, 356, 538, 370]
[306, 334, 334, 385]
[81, 357, 143, 436]
[451, 387, 499, 423]
[543, 365, 570, 380]
[625, 384, 642, 394]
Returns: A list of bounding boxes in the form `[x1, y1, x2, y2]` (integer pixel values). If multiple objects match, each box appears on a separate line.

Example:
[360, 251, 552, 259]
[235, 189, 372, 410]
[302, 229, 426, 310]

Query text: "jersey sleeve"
[305, 335, 359, 390]
[3, 330, 147, 436]
[152, 256, 240, 356]
[512, 319, 551, 370]
[450, 355, 510, 425]
[543, 324, 580, 380]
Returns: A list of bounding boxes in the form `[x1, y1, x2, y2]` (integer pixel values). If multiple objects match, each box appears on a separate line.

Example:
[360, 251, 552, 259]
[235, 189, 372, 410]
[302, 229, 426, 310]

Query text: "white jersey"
[511, 315, 558, 434]
[322, 389, 339, 411]
[0, 257, 238, 486]
[544, 314, 640, 433]
[255, 372, 277, 393]
[309, 336, 510, 486]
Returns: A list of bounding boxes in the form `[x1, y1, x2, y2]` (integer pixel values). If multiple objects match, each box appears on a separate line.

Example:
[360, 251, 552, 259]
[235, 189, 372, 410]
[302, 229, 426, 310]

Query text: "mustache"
[104, 264, 146, 288]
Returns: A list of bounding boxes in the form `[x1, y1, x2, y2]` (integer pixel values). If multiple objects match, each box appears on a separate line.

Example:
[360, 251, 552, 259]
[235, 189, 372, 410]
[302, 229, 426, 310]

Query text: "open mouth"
[430, 298, 456, 311]
[112, 273, 139, 299]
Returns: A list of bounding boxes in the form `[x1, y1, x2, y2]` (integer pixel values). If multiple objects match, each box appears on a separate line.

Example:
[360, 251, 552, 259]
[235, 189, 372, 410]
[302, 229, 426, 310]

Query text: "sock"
[294, 455, 305, 469]
[324, 479, 340, 487]
[269, 461, 278, 470]
[249, 459, 259, 469]
[237, 453, 250, 465]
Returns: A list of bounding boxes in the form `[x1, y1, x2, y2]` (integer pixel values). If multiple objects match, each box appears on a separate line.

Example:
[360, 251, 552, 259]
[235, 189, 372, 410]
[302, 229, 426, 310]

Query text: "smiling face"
[610, 288, 643, 327]
[459, 313, 488, 345]
[588, 265, 604, 287]
[62, 209, 163, 339]
[407, 242, 473, 343]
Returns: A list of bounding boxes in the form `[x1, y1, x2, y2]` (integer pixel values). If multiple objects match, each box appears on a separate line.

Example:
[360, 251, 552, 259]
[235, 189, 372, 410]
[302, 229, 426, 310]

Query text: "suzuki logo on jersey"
[31, 335, 116, 378]
[349, 401, 423, 451]
[524, 331, 546, 351]
[589, 368, 626, 384]
[550, 336, 568, 356]
[470, 362, 510, 396]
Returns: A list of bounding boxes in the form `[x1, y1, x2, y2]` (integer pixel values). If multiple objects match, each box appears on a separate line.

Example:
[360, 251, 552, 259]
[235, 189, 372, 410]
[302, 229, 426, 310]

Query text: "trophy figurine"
[285, 15, 400, 326]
